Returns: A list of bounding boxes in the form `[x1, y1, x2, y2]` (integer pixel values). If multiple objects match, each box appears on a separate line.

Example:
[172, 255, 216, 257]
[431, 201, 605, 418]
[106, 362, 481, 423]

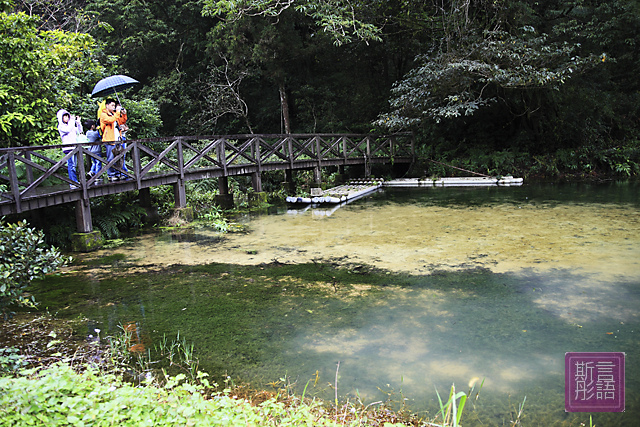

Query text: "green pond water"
[33, 182, 639, 425]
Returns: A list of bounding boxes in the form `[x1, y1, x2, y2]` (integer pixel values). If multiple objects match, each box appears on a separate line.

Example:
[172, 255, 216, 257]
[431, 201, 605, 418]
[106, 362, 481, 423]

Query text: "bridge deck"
[1, 133, 413, 216]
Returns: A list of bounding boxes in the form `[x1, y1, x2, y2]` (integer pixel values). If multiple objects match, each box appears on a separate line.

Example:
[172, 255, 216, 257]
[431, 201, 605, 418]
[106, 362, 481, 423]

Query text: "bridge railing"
[0, 133, 413, 214]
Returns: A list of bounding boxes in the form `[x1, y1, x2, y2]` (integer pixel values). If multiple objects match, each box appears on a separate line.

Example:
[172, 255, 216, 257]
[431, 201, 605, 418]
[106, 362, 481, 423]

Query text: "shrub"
[0, 219, 68, 319]
[0, 363, 402, 426]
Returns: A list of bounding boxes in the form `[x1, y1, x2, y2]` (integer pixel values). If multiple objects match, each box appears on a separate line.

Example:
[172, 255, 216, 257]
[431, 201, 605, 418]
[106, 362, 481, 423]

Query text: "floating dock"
[286, 176, 523, 205]
[385, 176, 523, 187]
[285, 180, 383, 205]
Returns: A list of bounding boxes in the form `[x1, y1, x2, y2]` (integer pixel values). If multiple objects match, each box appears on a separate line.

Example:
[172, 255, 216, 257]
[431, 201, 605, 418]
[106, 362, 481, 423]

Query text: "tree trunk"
[279, 82, 291, 134]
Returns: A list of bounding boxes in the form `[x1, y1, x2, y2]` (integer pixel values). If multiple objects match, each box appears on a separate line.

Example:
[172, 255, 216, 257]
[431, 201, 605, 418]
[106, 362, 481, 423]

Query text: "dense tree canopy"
[0, 2, 103, 146]
[2, 0, 639, 176]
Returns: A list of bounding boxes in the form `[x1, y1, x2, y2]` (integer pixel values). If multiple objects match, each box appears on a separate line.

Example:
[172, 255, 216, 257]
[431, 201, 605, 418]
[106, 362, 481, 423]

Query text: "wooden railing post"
[8, 152, 21, 213]
[287, 136, 294, 169]
[390, 135, 395, 158]
[215, 138, 234, 209]
[133, 141, 142, 188]
[24, 151, 34, 186]
[173, 138, 187, 208]
[177, 137, 184, 181]
[76, 146, 89, 200]
[342, 136, 347, 163]
[365, 136, 372, 177]
[252, 137, 262, 193]
[218, 138, 228, 176]
[314, 136, 322, 186]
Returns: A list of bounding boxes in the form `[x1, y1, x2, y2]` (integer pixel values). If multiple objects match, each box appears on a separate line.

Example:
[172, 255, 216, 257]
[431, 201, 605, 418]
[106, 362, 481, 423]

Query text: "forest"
[1, 3, 639, 423]
[1, 0, 639, 179]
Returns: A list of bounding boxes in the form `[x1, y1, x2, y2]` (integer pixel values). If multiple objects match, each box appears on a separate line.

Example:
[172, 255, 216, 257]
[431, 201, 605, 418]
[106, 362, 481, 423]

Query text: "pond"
[34, 182, 639, 425]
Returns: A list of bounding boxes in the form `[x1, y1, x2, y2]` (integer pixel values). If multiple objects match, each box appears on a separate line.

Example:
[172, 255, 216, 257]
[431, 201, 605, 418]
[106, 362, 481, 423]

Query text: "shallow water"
[50, 183, 640, 424]
[117, 183, 640, 279]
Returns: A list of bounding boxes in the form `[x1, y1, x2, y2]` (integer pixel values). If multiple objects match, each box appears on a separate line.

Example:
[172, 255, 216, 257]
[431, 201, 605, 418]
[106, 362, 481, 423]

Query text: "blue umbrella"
[91, 75, 139, 102]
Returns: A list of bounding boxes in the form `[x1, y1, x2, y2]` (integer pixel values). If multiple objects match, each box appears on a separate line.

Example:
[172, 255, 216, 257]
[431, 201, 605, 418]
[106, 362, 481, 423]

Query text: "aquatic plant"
[509, 395, 526, 426]
[105, 325, 202, 386]
[427, 378, 486, 427]
[198, 208, 230, 232]
[427, 384, 467, 427]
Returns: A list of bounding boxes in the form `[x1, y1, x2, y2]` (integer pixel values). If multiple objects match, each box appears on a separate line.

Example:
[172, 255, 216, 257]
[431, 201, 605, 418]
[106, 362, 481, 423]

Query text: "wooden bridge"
[0, 133, 413, 235]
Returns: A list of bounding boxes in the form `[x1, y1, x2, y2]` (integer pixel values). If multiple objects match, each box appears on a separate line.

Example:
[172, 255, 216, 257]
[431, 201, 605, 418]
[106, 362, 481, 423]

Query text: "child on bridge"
[57, 109, 83, 186]
[84, 119, 102, 182]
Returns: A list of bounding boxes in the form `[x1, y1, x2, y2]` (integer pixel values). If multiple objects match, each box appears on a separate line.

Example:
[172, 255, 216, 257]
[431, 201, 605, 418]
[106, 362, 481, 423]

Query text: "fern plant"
[92, 195, 146, 239]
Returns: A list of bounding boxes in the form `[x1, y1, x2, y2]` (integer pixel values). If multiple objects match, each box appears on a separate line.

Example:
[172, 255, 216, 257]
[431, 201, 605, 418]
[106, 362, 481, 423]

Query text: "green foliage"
[85, 0, 209, 135]
[377, 26, 597, 129]
[0, 347, 27, 375]
[202, 0, 382, 46]
[91, 195, 146, 239]
[0, 362, 384, 426]
[529, 142, 640, 179]
[150, 185, 178, 218]
[0, 219, 68, 319]
[4, 0, 640, 179]
[0, 8, 104, 147]
[199, 210, 230, 232]
[118, 98, 163, 139]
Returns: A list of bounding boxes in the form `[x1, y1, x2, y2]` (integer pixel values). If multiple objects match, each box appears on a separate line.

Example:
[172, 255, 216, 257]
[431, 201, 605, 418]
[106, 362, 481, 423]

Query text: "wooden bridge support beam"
[71, 199, 103, 252]
[172, 179, 193, 222]
[219, 176, 229, 194]
[139, 187, 152, 208]
[310, 167, 323, 197]
[283, 169, 296, 194]
[364, 159, 372, 178]
[335, 165, 346, 184]
[139, 187, 159, 223]
[251, 172, 262, 193]
[249, 172, 266, 208]
[313, 167, 322, 186]
[75, 200, 93, 233]
[216, 176, 234, 209]
[173, 179, 187, 209]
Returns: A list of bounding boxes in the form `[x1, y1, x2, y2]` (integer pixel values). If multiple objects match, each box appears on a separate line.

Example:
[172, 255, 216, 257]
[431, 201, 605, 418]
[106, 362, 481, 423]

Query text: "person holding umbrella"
[91, 74, 138, 182]
[100, 98, 128, 181]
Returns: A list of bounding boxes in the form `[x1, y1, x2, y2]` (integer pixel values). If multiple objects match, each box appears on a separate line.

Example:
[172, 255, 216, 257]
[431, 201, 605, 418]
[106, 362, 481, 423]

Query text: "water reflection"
[72, 183, 639, 424]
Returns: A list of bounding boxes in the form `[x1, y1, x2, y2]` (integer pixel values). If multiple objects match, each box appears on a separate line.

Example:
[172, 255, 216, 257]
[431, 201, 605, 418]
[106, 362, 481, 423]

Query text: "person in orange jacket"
[100, 98, 128, 181]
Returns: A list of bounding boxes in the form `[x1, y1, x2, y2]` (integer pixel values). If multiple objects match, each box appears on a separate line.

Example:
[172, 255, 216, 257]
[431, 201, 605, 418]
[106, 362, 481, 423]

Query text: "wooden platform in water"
[385, 176, 523, 187]
[285, 180, 383, 205]
[286, 176, 523, 205]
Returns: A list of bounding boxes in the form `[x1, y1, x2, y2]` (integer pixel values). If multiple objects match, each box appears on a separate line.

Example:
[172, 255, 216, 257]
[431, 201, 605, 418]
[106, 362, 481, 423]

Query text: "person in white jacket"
[57, 109, 83, 185]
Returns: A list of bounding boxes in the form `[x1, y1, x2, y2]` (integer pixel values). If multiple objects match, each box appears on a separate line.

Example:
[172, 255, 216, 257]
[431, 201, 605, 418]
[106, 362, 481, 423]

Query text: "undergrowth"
[0, 312, 478, 427]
